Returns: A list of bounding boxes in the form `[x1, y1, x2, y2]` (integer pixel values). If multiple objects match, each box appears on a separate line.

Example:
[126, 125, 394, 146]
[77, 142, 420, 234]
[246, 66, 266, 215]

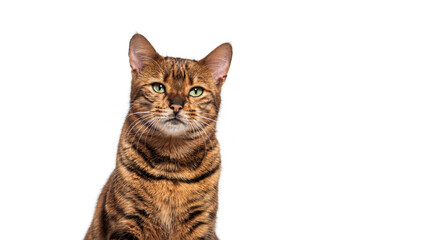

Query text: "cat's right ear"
[129, 33, 161, 74]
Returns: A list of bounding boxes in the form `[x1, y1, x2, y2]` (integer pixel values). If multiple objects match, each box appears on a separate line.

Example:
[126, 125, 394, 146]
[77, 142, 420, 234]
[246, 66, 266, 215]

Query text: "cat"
[84, 33, 232, 240]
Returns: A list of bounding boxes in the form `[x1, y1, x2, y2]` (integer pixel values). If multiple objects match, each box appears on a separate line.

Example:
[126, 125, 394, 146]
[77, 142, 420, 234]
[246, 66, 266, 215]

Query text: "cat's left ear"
[199, 43, 233, 89]
[129, 33, 161, 74]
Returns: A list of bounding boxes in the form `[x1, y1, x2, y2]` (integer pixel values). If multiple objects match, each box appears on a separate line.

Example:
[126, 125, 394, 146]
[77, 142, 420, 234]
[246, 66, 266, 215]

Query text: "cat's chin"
[160, 119, 188, 136]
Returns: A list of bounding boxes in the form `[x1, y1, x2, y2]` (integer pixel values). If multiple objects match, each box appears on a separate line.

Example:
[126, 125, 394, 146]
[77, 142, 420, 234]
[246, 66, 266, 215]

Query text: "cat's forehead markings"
[163, 58, 193, 91]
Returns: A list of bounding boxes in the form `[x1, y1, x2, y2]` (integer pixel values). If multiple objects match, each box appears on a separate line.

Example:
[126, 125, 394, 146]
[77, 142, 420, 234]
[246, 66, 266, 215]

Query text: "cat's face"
[130, 58, 221, 136]
[127, 34, 232, 137]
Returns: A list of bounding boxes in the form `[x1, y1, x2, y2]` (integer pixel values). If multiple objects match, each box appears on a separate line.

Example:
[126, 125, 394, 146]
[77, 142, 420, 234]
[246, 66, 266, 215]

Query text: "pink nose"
[170, 104, 183, 112]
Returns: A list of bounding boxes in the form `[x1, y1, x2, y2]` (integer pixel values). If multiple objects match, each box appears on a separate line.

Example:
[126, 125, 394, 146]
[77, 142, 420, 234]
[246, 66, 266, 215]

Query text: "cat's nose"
[170, 104, 183, 113]
[169, 94, 184, 114]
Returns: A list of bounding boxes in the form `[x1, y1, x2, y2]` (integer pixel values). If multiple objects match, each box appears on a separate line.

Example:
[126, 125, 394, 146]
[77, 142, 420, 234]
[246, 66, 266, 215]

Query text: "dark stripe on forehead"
[163, 70, 169, 82]
[177, 58, 184, 69]
[187, 72, 193, 85]
[173, 69, 184, 90]
[173, 65, 185, 81]
[170, 58, 187, 90]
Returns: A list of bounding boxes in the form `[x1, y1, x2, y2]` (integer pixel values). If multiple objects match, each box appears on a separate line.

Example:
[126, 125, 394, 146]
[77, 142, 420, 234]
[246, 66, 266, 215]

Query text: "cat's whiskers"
[125, 114, 152, 137]
[124, 110, 152, 120]
[124, 110, 160, 136]
[194, 118, 216, 132]
[191, 121, 208, 157]
[194, 119, 214, 146]
[194, 115, 218, 124]
[201, 112, 218, 116]
[185, 114, 218, 134]
[136, 112, 167, 144]
[131, 115, 157, 144]
[186, 111, 217, 117]
[136, 117, 161, 148]
[182, 115, 194, 134]
[189, 112, 231, 134]
[191, 118, 215, 160]
[184, 116, 201, 139]
[184, 115, 208, 153]
[144, 117, 165, 145]
[135, 118, 154, 145]
[182, 118, 192, 137]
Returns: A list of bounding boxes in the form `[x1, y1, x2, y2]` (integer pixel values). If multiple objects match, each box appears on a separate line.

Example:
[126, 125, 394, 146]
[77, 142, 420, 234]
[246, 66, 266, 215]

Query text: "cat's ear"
[199, 43, 233, 88]
[129, 33, 161, 74]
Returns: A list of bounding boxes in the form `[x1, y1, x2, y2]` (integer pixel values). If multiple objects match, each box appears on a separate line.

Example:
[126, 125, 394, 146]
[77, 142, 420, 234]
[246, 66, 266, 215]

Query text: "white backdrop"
[0, 1, 447, 239]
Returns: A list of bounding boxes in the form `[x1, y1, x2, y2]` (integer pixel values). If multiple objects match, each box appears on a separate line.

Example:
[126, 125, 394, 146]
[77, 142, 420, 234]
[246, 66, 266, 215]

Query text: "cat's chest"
[146, 180, 201, 227]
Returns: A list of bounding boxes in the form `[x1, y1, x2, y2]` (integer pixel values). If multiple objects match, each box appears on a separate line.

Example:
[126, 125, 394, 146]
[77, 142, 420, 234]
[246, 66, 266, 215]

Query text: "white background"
[0, 1, 447, 239]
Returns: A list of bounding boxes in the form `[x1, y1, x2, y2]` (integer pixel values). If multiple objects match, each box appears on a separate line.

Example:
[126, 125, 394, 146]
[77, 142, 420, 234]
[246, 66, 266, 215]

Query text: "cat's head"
[127, 34, 232, 137]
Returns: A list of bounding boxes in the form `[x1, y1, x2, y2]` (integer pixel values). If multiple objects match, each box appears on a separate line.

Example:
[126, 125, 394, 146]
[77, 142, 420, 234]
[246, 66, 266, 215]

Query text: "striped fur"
[84, 34, 232, 240]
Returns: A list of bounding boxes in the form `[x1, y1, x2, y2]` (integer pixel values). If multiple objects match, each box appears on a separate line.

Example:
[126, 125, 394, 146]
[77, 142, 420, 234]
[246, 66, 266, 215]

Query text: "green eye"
[189, 87, 203, 97]
[152, 83, 165, 93]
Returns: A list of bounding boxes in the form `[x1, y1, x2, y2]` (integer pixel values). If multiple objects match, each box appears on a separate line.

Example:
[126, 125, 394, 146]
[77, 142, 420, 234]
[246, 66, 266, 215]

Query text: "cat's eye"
[189, 87, 204, 97]
[152, 83, 165, 93]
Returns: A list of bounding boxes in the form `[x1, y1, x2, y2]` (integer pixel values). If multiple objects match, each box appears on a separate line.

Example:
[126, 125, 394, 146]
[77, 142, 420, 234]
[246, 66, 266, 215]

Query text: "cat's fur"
[84, 34, 232, 240]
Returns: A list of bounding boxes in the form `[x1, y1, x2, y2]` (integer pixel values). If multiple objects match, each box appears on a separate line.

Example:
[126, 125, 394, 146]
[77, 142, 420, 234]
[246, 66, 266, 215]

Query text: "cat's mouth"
[161, 117, 188, 136]
[165, 118, 185, 125]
